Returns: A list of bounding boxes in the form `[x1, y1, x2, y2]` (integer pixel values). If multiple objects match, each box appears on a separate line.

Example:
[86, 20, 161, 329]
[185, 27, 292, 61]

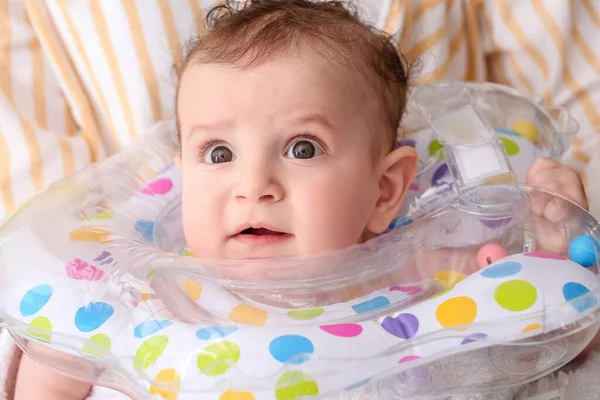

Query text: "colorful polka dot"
[382, 313, 419, 339]
[197, 341, 240, 376]
[87, 210, 114, 220]
[69, 226, 111, 243]
[287, 308, 324, 321]
[83, 333, 112, 357]
[219, 390, 256, 400]
[493, 126, 520, 137]
[512, 121, 538, 143]
[431, 163, 449, 187]
[563, 282, 597, 313]
[181, 248, 195, 257]
[229, 305, 268, 326]
[523, 252, 567, 260]
[569, 235, 598, 267]
[134, 335, 169, 370]
[65, 258, 105, 281]
[141, 178, 173, 195]
[196, 327, 238, 340]
[135, 220, 154, 242]
[390, 286, 422, 295]
[399, 355, 421, 363]
[93, 251, 113, 265]
[74, 302, 114, 332]
[434, 271, 466, 290]
[428, 139, 444, 160]
[480, 218, 512, 229]
[494, 280, 537, 312]
[480, 261, 522, 278]
[149, 368, 180, 400]
[27, 316, 52, 342]
[269, 335, 314, 364]
[134, 320, 173, 338]
[320, 324, 363, 338]
[396, 138, 416, 148]
[523, 323, 542, 333]
[20, 284, 52, 317]
[182, 279, 203, 301]
[344, 378, 372, 391]
[352, 296, 390, 314]
[436, 296, 477, 328]
[275, 371, 319, 400]
[460, 333, 488, 345]
[499, 137, 519, 156]
[388, 216, 413, 230]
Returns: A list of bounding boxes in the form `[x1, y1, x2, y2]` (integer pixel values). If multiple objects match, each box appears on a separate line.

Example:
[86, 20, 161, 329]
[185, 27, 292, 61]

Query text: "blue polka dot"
[196, 326, 238, 340]
[563, 282, 597, 313]
[461, 333, 488, 345]
[492, 126, 520, 136]
[74, 302, 114, 332]
[133, 320, 172, 338]
[135, 220, 154, 242]
[269, 335, 314, 364]
[20, 284, 52, 317]
[345, 378, 372, 391]
[352, 296, 391, 314]
[388, 217, 413, 230]
[569, 235, 598, 268]
[480, 261, 523, 278]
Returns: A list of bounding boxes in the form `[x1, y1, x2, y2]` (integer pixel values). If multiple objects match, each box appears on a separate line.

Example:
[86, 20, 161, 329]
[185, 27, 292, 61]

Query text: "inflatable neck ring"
[1, 82, 600, 400]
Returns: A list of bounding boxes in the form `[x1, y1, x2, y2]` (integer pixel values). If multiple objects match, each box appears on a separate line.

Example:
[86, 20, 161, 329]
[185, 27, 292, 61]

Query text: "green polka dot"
[83, 333, 111, 357]
[197, 341, 240, 376]
[275, 371, 319, 400]
[134, 335, 169, 370]
[88, 210, 114, 220]
[287, 308, 324, 320]
[27, 316, 52, 342]
[499, 137, 519, 156]
[428, 140, 445, 160]
[494, 280, 537, 312]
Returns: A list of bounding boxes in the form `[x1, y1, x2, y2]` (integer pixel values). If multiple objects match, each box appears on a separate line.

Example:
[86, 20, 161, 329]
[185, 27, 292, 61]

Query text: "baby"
[11, 0, 590, 399]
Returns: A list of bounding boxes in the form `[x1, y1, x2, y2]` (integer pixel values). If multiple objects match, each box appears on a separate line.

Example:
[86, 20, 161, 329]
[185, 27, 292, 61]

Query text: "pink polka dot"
[409, 182, 420, 191]
[390, 286, 422, 295]
[320, 324, 363, 338]
[141, 178, 173, 195]
[65, 259, 104, 281]
[399, 355, 421, 363]
[523, 252, 567, 260]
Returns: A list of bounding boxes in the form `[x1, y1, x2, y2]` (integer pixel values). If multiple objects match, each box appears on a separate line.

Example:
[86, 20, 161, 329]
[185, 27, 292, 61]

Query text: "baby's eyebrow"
[187, 120, 235, 141]
[293, 113, 337, 131]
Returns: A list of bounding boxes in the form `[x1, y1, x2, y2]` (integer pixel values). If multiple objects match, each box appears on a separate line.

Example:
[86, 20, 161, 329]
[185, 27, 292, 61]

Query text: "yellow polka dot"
[69, 226, 111, 243]
[142, 288, 151, 302]
[149, 369, 180, 400]
[220, 390, 256, 400]
[436, 296, 478, 328]
[512, 121, 538, 143]
[229, 305, 268, 326]
[181, 248, 195, 257]
[434, 271, 466, 290]
[182, 279, 203, 301]
[523, 323, 542, 333]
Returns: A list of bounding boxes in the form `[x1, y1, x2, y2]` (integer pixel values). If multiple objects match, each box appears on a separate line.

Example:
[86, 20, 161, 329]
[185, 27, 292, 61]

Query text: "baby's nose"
[232, 169, 284, 203]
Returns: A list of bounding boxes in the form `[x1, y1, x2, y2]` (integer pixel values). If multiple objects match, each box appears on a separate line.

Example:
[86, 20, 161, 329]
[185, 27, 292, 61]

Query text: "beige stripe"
[406, 24, 446, 62]
[418, 24, 465, 83]
[25, 0, 101, 161]
[188, 0, 204, 33]
[498, 0, 550, 102]
[508, 54, 535, 94]
[384, 0, 402, 36]
[572, 26, 600, 75]
[0, 130, 15, 213]
[157, 0, 182, 62]
[464, 0, 480, 80]
[17, 115, 44, 190]
[30, 39, 47, 129]
[65, 97, 77, 136]
[532, 0, 600, 139]
[122, 1, 163, 122]
[89, 0, 138, 141]
[573, 137, 583, 147]
[573, 150, 591, 164]
[412, 0, 444, 22]
[57, 0, 119, 149]
[481, 6, 511, 85]
[583, 0, 600, 28]
[58, 136, 76, 175]
[399, 0, 414, 53]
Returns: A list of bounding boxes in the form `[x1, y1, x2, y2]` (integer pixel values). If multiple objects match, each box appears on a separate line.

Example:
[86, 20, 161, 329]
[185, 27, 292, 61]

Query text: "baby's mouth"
[233, 226, 292, 246]
[240, 227, 285, 236]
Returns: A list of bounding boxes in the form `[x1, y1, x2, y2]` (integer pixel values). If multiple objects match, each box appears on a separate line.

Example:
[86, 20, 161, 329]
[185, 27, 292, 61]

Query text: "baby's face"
[177, 52, 416, 260]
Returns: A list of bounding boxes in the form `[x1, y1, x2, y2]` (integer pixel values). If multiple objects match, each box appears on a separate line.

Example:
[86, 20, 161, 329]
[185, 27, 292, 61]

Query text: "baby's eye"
[286, 139, 324, 159]
[204, 144, 235, 164]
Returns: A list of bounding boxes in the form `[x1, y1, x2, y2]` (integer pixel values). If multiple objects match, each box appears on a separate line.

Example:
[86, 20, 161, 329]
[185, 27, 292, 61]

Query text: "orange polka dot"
[522, 323, 542, 333]
[220, 390, 256, 400]
[141, 289, 151, 302]
[149, 369, 180, 400]
[182, 279, 203, 301]
[436, 296, 477, 328]
[69, 226, 111, 243]
[229, 305, 268, 326]
[434, 271, 466, 290]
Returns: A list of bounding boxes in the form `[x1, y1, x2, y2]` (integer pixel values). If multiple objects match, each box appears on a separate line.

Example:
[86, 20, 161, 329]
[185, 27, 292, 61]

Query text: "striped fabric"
[1, 0, 600, 221]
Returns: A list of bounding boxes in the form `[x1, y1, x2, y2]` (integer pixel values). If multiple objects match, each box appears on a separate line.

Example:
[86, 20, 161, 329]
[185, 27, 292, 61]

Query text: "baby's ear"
[367, 145, 418, 233]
